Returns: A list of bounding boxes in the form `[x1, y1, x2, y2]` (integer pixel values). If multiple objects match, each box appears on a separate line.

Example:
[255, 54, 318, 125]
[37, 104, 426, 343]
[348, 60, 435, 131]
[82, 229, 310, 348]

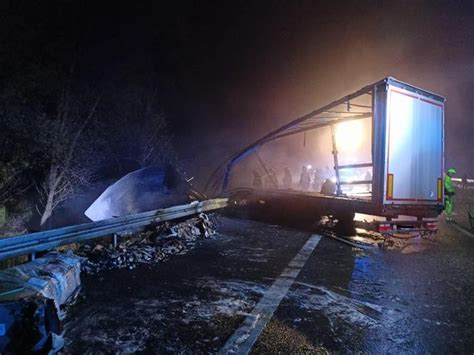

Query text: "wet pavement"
[63, 215, 474, 354]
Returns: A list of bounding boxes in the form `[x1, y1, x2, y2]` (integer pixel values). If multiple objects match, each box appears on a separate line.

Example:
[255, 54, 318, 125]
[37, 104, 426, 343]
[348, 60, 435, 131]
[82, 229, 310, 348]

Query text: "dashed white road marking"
[219, 234, 322, 355]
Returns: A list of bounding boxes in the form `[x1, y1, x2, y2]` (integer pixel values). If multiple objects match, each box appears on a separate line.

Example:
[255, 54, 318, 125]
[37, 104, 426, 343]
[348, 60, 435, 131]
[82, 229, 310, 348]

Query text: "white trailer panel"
[383, 84, 444, 205]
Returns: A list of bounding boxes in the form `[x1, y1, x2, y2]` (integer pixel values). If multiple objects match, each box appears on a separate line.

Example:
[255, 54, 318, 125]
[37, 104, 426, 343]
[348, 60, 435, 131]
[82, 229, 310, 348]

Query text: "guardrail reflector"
[387, 174, 394, 200]
[437, 178, 443, 201]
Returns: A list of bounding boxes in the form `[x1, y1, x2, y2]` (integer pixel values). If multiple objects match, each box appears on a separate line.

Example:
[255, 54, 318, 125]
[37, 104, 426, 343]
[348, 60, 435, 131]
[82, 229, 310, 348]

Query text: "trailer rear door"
[384, 84, 444, 205]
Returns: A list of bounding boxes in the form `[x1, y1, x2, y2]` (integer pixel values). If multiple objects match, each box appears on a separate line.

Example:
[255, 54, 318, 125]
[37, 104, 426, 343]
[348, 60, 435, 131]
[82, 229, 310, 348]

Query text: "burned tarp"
[85, 165, 191, 221]
[0, 252, 83, 353]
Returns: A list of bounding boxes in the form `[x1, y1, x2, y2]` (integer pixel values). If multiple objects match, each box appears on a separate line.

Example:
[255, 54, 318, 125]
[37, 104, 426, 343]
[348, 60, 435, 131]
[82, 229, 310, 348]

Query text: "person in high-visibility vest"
[444, 168, 456, 222]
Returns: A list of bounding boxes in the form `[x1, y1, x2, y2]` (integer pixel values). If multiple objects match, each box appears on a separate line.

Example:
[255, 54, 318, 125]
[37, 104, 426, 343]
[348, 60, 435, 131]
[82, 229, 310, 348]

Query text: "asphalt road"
[63, 215, 474, 354]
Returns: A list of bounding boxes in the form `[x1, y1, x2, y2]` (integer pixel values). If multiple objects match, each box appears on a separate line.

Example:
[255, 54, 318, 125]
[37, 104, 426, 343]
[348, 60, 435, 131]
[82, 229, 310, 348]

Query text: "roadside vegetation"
[0, 2, 176, 234]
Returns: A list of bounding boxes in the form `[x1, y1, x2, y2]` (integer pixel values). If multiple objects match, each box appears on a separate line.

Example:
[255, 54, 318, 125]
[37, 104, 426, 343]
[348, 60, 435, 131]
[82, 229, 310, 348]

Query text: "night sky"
[3, 0, 474, 181]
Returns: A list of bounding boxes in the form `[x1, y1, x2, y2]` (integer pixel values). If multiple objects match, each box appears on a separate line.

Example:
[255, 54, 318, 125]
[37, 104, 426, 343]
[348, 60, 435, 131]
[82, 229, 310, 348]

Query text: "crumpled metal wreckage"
[0, 252, 83, 353]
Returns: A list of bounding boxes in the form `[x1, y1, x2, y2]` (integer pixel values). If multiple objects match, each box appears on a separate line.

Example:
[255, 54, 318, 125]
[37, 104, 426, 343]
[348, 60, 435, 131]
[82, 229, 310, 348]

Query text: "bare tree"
[35, 87, 100, 227]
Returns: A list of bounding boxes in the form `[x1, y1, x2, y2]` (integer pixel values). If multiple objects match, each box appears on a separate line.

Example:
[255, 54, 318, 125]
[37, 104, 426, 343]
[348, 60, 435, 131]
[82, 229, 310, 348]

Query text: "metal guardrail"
[0, 198, 228, 261]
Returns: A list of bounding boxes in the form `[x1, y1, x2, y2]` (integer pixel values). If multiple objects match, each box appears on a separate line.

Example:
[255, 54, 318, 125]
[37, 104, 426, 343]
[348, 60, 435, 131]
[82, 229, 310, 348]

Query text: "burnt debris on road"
[76, 213, 218, 273]
[62, 214, 474, 354]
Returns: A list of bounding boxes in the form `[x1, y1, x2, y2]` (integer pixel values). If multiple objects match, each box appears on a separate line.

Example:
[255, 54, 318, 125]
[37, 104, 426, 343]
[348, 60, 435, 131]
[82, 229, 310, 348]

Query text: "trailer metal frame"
[208, 77, 445, 220]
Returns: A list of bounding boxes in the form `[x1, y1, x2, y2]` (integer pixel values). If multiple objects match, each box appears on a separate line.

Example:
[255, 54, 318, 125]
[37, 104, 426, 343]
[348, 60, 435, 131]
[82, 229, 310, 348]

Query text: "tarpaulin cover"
[0, 252, 83, 308]
[0, 252, 82, 352]
[85, 165, 191, 221]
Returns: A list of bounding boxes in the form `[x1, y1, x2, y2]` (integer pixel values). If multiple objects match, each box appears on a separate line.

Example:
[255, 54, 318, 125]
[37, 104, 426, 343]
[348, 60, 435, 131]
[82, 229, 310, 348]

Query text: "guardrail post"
[113, 234, 118, 247]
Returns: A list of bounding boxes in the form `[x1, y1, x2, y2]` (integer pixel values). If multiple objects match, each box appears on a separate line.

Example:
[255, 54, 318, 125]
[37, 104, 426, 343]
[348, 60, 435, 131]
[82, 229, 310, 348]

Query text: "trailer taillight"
[437, 178, 443, 201]
[378, 223, 392, 232]
[424, 221, 438, 231]
[387, 174, 394, 200]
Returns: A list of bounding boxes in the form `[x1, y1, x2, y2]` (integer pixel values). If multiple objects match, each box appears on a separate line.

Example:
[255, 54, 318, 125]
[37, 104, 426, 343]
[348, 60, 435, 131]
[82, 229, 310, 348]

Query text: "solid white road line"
[219, 234, 322, 355]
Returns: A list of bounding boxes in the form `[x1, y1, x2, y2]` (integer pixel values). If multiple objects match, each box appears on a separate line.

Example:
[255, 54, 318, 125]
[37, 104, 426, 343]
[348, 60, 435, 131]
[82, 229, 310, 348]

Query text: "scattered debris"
[76, 213, 217, 273]
[318, 217, 438, 252]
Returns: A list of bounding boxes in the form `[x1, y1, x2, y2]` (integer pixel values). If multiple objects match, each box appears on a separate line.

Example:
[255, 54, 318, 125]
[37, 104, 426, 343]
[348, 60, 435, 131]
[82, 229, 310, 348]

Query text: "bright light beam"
[335, 120, 365, 152]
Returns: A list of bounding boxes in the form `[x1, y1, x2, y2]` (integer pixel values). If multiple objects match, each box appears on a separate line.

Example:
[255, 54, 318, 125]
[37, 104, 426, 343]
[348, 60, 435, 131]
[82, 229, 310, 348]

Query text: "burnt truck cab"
[210, 77, 445, 232]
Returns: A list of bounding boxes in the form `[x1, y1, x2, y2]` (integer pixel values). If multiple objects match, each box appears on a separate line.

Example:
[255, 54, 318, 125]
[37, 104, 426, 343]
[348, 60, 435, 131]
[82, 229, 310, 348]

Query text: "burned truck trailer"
[211, 77, 445, 226]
